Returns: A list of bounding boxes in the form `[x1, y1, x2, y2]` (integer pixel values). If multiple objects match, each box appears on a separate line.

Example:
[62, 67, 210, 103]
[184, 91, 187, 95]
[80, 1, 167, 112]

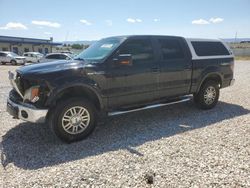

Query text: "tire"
[1, 62, 6, 65]
[50, 98, 97, 143]
[10, 60, 17, 65]
[193, 80, 220, 110]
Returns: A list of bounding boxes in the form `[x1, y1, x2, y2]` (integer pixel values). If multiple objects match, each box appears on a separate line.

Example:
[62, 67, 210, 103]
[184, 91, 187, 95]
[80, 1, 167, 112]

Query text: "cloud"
[209, 17, 224, 23]
[44, 32, 52, 35]
[80, 19, 92, 26]
[153, 18, 160, 22]
[126, 18, 142, 23]
[192, 17, 224, 25]
[192, 19, 210, 25]
[31, 20, 61, 28]
[105, 20, 113, 26]
[0, 22, 28, 30]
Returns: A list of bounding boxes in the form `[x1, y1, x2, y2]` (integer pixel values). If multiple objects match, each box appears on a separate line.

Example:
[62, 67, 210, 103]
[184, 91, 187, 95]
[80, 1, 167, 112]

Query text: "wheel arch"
[196, 72, 223, 93]
[46, 84, 105, 111]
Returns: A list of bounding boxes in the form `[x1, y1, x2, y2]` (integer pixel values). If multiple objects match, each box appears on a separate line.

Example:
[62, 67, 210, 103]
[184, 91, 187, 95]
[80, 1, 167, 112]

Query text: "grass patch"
[235, 56, 250, 61]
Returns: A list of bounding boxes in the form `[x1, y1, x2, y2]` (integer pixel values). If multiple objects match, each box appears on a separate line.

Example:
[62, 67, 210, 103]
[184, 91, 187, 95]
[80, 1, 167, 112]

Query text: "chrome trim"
[108, 97, 191, 116]
[7, 98, 48, 123]
[87, 71, 105, 75]
[8, 71, 24, 98]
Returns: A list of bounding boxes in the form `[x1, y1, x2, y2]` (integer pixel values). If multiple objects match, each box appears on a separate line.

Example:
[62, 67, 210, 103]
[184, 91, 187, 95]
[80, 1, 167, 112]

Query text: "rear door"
[107, 37, 160, 108]
[155, 37, 192, 98]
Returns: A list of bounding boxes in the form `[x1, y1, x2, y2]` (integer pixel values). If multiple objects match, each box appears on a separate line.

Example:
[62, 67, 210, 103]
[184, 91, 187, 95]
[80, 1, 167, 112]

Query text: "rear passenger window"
[158, 39, 185, 60]
[191, 41, 230, 56]
[119, 39, 154, 63]
[46, 54, 59, 59]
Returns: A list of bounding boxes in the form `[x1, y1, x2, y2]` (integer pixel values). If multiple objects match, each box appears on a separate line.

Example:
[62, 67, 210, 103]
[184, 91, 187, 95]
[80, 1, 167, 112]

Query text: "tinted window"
[192, 41, 230, 56]
[23, 54, 28, 56]
[158, 39, 184, 60]
[0, 53, 7, 57]
[59, 54, 67, 59]
[46, 54, 60, 59]
[119, 39, 154, 63]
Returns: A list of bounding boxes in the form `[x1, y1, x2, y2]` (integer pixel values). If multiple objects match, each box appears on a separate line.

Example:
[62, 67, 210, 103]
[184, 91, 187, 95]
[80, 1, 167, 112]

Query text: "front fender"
[45, 80, 105, 110]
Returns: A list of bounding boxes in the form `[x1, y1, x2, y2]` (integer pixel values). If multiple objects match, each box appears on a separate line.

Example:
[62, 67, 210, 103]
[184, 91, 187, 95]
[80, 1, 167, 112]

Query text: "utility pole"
[234, 31, 238, 43]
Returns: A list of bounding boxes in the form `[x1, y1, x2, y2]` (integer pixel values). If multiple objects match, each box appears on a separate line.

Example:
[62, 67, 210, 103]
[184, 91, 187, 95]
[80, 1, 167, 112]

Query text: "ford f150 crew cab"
[6, 35, 235, 142]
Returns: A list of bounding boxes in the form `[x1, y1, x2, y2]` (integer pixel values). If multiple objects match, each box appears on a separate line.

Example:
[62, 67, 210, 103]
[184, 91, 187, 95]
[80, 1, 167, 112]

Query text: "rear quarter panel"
[190, 57, 234, 93]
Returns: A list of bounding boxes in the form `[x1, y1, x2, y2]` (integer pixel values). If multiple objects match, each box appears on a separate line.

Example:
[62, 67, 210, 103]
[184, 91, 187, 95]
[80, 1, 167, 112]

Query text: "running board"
[108, 96, 191, 116]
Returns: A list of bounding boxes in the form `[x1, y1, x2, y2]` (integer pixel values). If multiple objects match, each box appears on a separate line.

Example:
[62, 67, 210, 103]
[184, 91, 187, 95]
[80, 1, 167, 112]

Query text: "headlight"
[23, 86, 40, 103]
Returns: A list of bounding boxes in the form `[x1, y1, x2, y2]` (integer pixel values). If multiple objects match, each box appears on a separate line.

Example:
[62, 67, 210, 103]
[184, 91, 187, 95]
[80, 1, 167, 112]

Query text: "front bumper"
[7, 97, 48, 123]
[15, 59, 26, 64]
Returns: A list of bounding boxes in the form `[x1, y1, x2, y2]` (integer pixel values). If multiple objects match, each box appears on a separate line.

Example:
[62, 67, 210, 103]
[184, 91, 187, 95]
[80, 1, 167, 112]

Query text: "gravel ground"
[0, 61, 250, 187]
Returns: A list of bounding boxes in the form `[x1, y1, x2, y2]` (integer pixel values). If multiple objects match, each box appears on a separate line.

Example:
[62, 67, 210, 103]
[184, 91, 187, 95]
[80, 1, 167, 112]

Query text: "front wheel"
[50, 98, 97, 143]
[193, 80, 220, 110]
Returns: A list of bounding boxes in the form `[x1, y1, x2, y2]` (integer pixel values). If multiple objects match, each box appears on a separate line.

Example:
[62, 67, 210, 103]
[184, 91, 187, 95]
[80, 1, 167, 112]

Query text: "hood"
[17, 60, 85, 75]
[15, 56, 26, 59]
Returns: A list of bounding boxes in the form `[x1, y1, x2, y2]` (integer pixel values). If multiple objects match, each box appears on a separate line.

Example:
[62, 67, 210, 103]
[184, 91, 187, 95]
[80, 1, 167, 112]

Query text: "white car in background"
[23, 52, 44, 63]
[0, 51, 26, 65]
[40, 53, 73, 63]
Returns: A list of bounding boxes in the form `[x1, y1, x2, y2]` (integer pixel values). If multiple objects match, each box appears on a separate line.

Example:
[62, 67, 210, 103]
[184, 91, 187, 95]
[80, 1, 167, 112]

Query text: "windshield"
[9, 52, 18, 57]
[74, 37, 124, 62]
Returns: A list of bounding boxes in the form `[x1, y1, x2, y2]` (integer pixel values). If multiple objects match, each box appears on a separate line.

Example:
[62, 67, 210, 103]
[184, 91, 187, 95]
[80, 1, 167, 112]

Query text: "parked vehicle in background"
[0, 51, 26, 65]
[6, 35, 235, 143]
[23, 52, 44, 63]
[60, 51, 74, 55]
[40, 53, 73, 63]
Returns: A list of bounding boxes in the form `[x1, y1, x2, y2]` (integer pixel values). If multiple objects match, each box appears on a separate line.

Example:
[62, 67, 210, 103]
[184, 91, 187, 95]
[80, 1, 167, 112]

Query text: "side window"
[158, 39, 184, 60]
[0, 53, 7, 57]
[59, 54, 67, 59]
[23, 54, 28, 57]
[191, 41, 230, 56]
[46, 54, 58, 59]
[119, 39, 154, 64]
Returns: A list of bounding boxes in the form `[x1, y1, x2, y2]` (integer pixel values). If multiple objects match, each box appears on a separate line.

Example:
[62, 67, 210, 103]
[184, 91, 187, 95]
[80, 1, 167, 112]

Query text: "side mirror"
[113, 54, 132, 66]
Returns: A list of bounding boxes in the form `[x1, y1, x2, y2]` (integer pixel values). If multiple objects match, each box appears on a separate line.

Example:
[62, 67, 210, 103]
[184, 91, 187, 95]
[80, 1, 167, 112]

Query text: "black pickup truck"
[7, 35, 235, 142]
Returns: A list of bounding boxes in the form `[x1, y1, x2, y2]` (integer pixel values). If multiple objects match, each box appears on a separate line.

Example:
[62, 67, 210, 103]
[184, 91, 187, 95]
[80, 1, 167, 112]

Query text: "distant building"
[240, 41, 250, 43]
[0, 35, 62, 55]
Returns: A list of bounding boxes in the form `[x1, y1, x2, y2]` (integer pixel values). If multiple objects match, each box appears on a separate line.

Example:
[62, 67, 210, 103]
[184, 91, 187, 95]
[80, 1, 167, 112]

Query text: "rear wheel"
[194, 80, 220, 110]
[50, 98, 97, 143]
[10, 60, 17, 65]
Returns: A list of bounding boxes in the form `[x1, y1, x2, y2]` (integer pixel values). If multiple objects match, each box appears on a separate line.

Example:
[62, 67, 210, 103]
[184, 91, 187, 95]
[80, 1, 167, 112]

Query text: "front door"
[106, 37, 159, 109]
